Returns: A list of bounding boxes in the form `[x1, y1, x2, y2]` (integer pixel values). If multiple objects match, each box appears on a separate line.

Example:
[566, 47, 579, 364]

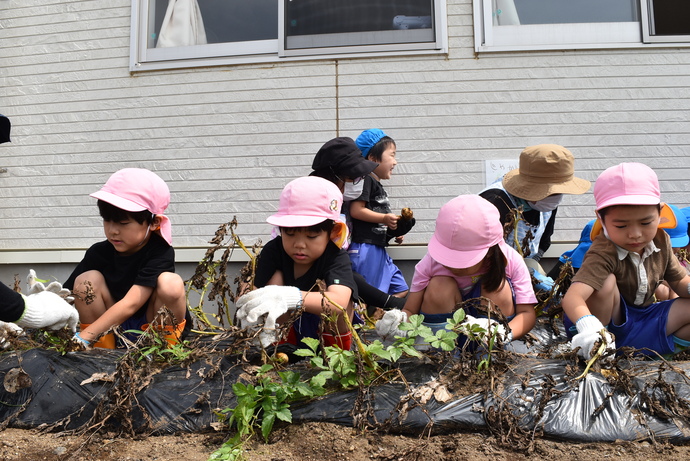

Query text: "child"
[235, 176, 358, 350]
[65, 168, 187, 348]
[563, 163, 690, 360]
[653, 203, 690, 301]
[376, 195, 537, 349]
[310, 136, 407, 311]
[348, 129, 409, 298]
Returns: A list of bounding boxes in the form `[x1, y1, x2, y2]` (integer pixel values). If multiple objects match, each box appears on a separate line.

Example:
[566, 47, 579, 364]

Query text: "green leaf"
[261, 413, 276, 441]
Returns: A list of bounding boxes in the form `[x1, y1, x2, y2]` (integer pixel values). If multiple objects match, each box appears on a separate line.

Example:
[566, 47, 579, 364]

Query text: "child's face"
[601, 205, 660, 255]
[103, 216, 153, 255]
[371, 145, 397, 180]
[281, 227, 331, 267]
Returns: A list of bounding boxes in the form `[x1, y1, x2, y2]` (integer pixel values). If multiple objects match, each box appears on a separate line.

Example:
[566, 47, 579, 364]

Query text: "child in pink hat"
[235, 176, 358, 351]
[563, 162, 690, 360]
[376, 195, 537, 350]
[65, 168, 187, 348]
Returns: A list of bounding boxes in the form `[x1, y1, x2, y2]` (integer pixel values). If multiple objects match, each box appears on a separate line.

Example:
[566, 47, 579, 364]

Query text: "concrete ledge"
[0, 242, 575, 265]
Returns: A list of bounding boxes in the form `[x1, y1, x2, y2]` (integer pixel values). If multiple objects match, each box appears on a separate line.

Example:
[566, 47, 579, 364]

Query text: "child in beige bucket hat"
[480, 144, 591, 292]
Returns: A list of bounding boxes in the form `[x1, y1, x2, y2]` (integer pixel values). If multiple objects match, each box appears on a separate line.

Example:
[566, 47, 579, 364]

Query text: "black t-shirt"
[350, 175, 391, 247]
[254, 236, 358, 301]
[64, 233, 175, 302]
[0, 283, 26, 323]
[479, 188, 557, 256]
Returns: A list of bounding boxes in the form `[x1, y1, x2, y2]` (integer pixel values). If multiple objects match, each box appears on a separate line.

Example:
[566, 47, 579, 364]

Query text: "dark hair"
[280, 219, 335, 235]
[309, 169, 342, 188]
[481, 244, 507, 293]
[598, 203, 661, 220]
[366, 136, 396, 162]
[97, 200, 154, 225]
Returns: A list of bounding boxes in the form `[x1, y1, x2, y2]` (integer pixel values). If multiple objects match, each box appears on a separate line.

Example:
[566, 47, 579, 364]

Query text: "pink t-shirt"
[410, 241, 537, 305]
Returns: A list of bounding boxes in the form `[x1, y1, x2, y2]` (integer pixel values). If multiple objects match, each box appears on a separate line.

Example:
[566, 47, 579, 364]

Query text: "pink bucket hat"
[267, 176, 344, 228]
[428, 195, 504, 269]
[591, 162, 676, 239]
[90, 168, 172, 245]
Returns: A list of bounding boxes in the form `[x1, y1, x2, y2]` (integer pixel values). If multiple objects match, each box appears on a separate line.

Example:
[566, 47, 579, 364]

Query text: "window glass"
[149, 0, 277, 49]
[497, 0, 637, 25]
[284, 0, 436, 51]
[647, 0, 690, 36]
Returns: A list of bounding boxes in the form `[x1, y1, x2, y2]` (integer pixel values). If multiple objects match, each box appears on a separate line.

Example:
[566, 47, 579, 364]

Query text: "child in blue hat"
[348, 129, 411, 299]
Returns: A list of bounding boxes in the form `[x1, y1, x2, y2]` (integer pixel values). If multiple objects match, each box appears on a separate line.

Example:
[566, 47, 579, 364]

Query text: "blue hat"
[664, 204, 690, 248]
[355, 129, 387, 158]
[559, 219, 596, 268]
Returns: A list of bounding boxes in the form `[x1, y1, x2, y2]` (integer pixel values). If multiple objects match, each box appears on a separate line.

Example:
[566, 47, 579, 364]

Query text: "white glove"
[16, 291, 80, 332]
[235, 286, 302, 348]
[571, 315, 616, 360]
[27, 269, 74, 303]
[461, 315, 512, 344]
[0, 321, 24, 349]
[375, 309, 408, 340]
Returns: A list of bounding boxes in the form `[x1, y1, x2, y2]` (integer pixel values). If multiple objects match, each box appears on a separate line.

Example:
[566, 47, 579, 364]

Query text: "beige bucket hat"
[502, 144, 591, 202]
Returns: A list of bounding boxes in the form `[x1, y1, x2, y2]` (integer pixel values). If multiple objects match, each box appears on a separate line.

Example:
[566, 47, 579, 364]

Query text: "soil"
[1, 422, 690, 461]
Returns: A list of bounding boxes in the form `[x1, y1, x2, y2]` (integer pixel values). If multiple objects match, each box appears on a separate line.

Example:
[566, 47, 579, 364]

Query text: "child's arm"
[402, 290, 423, 317]
[562, 281, 616, 360]
[349, 200, 399, 230]
[668, 275, 690, 298]
[506, 303, 536, 340]
[80, 285, 154, 343]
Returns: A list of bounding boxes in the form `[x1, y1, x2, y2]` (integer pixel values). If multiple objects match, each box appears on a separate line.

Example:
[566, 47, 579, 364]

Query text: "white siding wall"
[2, 0, 690, 264]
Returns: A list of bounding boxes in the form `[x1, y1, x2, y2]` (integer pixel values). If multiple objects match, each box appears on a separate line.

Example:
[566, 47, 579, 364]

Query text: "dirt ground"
[2, 421, 690, 461]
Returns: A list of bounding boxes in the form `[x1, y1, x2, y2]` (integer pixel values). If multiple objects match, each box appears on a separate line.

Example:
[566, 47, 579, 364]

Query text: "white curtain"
[492, 0, 520, 25]
[156, 0, 208, 48]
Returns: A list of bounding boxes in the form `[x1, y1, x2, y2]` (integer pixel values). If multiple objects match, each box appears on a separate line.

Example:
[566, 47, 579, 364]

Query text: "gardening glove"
[27, 269, 74, 303]
[570, 315, 616, 361]
[235, 286, 303, 348]
[461, 315, 512, 345]
[16, 291, 80, 332]
[528, 266, 555, 292]
[375, 309, 408, 340]
[0, 321, 24, 349]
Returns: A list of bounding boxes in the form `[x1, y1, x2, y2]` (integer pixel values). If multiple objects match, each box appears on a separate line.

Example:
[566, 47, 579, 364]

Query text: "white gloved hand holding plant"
[375, 309, 408, 340]
[570, 315, 615, 361]
[235, 285, 303, 348]
[14, 270, 79, 332]
[461, 315, 512, 345]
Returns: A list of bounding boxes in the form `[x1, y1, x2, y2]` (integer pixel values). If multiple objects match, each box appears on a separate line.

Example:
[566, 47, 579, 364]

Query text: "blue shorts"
[564, 296, 676, 356]
[119, 307, 149, 343]
[348, 242, 408, 295]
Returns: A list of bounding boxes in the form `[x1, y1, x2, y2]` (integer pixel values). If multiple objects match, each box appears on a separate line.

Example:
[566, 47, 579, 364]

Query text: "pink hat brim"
[90, 190, 148, 212]
[428, 233, 491, 269]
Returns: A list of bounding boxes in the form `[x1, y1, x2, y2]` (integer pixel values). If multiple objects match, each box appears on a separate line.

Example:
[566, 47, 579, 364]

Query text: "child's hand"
[235, 286, 303, 348]
[382, 213, 398, 229]
[461, 315, 512, 345]
[570, 315, 616, 360]
[17, 292, 80, 332]
[375, 309, 408, 340]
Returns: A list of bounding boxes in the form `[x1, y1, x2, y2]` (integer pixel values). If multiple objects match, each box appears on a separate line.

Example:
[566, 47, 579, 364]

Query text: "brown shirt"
[573, 230, 687, 307]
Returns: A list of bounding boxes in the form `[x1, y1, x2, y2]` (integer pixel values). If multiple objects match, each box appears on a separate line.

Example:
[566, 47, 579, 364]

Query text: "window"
[475, 0, 690, 52]
[474, 0, 641, 52]
[130, 0, 447, 71]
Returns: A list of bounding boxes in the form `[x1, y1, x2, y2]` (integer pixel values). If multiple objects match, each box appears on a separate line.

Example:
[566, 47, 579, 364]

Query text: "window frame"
[640, 0, 690, 43]
[130, 0, 448, 72]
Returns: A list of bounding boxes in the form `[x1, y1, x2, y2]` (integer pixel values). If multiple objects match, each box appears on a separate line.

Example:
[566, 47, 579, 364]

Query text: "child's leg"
[143, 272, 187, 345]
[418, 276, 462, 315]
[71, 270, 114, 323]
[480, 282, 515, 318]
[665, 298, 690, 340]
[145, 272, 186, 323]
